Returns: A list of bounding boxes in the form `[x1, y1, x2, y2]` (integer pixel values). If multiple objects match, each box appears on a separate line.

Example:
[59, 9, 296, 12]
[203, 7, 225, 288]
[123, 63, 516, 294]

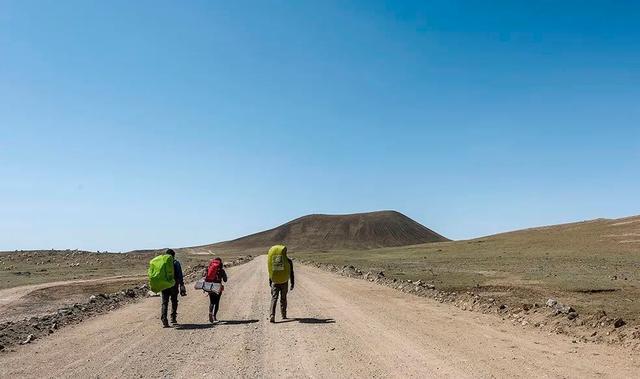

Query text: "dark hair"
[166, 249, 176, 256]
[214, 257, 223, 264]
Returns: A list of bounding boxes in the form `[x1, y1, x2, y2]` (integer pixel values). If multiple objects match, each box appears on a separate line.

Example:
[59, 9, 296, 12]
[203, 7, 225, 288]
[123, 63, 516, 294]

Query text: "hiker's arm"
[175, 262, 185, 285]
[175, 261, 186, 295]
[222, 269, 228, 282]
[289, 259, 295, 289]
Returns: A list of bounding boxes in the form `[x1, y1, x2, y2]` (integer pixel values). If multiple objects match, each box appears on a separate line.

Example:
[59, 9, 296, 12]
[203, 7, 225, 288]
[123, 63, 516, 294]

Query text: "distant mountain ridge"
[195, 211, 448, 253]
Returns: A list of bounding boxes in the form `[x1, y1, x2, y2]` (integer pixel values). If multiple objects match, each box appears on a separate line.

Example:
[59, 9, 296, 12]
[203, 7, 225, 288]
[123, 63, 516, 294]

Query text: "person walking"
[267, 245, 294, 323]
[161, 249, 186, 327]
[202, 257, 228, 323]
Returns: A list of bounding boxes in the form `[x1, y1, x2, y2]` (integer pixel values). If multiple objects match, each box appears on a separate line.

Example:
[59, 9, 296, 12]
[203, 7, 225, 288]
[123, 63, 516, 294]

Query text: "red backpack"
[205, 259, 222, 282]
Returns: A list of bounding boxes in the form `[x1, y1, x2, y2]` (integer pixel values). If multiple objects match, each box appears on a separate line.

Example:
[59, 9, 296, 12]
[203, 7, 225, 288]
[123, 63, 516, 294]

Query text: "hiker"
[202, 257, 228, 323]
[267, 245, 295, 323]
[161, 249, 186, 327]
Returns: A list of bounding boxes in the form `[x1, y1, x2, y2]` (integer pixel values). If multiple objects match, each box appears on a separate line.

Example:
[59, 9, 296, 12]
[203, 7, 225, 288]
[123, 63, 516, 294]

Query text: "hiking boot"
[269, 315, 275, 323]
[162, 319, 170, 328]
[209, 313, 214, 324]
[170, 316, 177, 324]
[282, 311, 287, 319]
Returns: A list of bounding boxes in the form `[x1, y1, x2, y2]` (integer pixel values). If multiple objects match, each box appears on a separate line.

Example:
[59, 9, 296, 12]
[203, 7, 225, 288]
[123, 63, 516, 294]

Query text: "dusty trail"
[1, 256, 638, 378]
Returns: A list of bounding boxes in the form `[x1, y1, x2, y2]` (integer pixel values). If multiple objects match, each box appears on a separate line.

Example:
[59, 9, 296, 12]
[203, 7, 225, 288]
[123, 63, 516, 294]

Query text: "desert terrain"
[1, 211, 639, 378]
[2, 256, 639, 378]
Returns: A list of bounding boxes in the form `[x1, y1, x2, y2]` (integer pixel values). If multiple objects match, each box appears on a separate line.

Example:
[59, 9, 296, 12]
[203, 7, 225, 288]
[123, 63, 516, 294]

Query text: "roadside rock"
[546, 299, 575, 316]
[57, 308, 72, 315]
[556, 304, 575, 315]
[614, 318, 626, 328]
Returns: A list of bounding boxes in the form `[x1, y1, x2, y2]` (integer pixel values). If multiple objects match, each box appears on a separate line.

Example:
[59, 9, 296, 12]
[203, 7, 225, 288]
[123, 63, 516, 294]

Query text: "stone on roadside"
[546, 298, 557, 307]
[556, 304, 575, 314]
[57, 308, 71, 315]
[614, 318, 626, 328]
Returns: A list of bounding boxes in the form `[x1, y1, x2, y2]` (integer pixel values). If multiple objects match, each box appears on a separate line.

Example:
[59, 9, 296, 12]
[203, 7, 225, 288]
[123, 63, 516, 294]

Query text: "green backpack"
[148, 254, 175, 293]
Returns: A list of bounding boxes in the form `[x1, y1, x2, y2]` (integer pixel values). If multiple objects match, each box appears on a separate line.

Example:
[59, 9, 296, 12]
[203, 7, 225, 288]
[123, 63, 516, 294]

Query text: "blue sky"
[1, 1, 639, 251]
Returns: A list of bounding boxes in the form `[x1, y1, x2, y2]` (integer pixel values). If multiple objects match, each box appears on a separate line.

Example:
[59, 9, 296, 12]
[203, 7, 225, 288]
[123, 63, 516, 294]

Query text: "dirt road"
[1, 256, 638, 378]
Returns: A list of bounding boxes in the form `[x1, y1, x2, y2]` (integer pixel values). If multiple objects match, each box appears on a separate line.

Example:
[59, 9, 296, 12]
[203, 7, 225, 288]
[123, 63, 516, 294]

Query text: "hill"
[191, 211, 448, 253]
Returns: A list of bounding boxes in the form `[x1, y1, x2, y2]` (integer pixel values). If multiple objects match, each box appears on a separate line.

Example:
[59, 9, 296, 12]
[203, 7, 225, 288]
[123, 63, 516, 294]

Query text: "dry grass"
[0, 249, 246, 290]
[295, 216, 640, 322]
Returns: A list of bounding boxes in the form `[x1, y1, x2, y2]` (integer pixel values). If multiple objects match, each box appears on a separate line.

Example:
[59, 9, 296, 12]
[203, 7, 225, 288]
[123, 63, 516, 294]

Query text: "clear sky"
[1, 1, 639, 251]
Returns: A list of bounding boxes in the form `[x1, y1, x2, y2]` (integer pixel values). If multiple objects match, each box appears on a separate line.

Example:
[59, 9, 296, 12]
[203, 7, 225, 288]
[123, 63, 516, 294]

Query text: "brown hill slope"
[194, 211, 448, 253]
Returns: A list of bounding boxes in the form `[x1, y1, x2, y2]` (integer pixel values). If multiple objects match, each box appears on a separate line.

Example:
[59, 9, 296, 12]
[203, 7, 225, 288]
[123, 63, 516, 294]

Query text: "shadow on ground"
[173, 323, 215, 330]
[174, 319, 260, 329]
[277, 317, 335, 324]
[218, 319, 260, 325]
[175, 318, 331, 328]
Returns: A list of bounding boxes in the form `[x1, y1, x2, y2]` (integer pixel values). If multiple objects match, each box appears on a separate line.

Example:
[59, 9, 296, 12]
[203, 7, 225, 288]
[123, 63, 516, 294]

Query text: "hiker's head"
[166, 249, 176, 257]
[214, 257, 222, 264]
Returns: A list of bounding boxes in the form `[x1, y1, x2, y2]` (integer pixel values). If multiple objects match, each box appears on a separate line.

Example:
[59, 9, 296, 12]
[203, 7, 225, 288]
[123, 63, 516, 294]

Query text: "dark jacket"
[288, 258, 295, 287]
[174, 260, 184, 286]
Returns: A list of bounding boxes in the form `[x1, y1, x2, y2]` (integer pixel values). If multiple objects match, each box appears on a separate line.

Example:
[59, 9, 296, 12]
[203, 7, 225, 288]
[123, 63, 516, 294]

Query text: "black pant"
[208, 292, 222, 318]
[161, 285, 178, 321]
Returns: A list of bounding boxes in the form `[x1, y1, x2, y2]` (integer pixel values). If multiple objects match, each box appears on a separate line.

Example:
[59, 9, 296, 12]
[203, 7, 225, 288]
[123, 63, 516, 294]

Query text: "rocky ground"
[0, 256, 252, 352]
[296, 259, 640, 350]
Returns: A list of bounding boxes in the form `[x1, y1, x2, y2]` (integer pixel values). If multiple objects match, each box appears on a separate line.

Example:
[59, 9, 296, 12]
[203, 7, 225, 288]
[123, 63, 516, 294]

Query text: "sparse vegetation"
[295, 216, 640, 322]
[0, 249, 246, 290]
